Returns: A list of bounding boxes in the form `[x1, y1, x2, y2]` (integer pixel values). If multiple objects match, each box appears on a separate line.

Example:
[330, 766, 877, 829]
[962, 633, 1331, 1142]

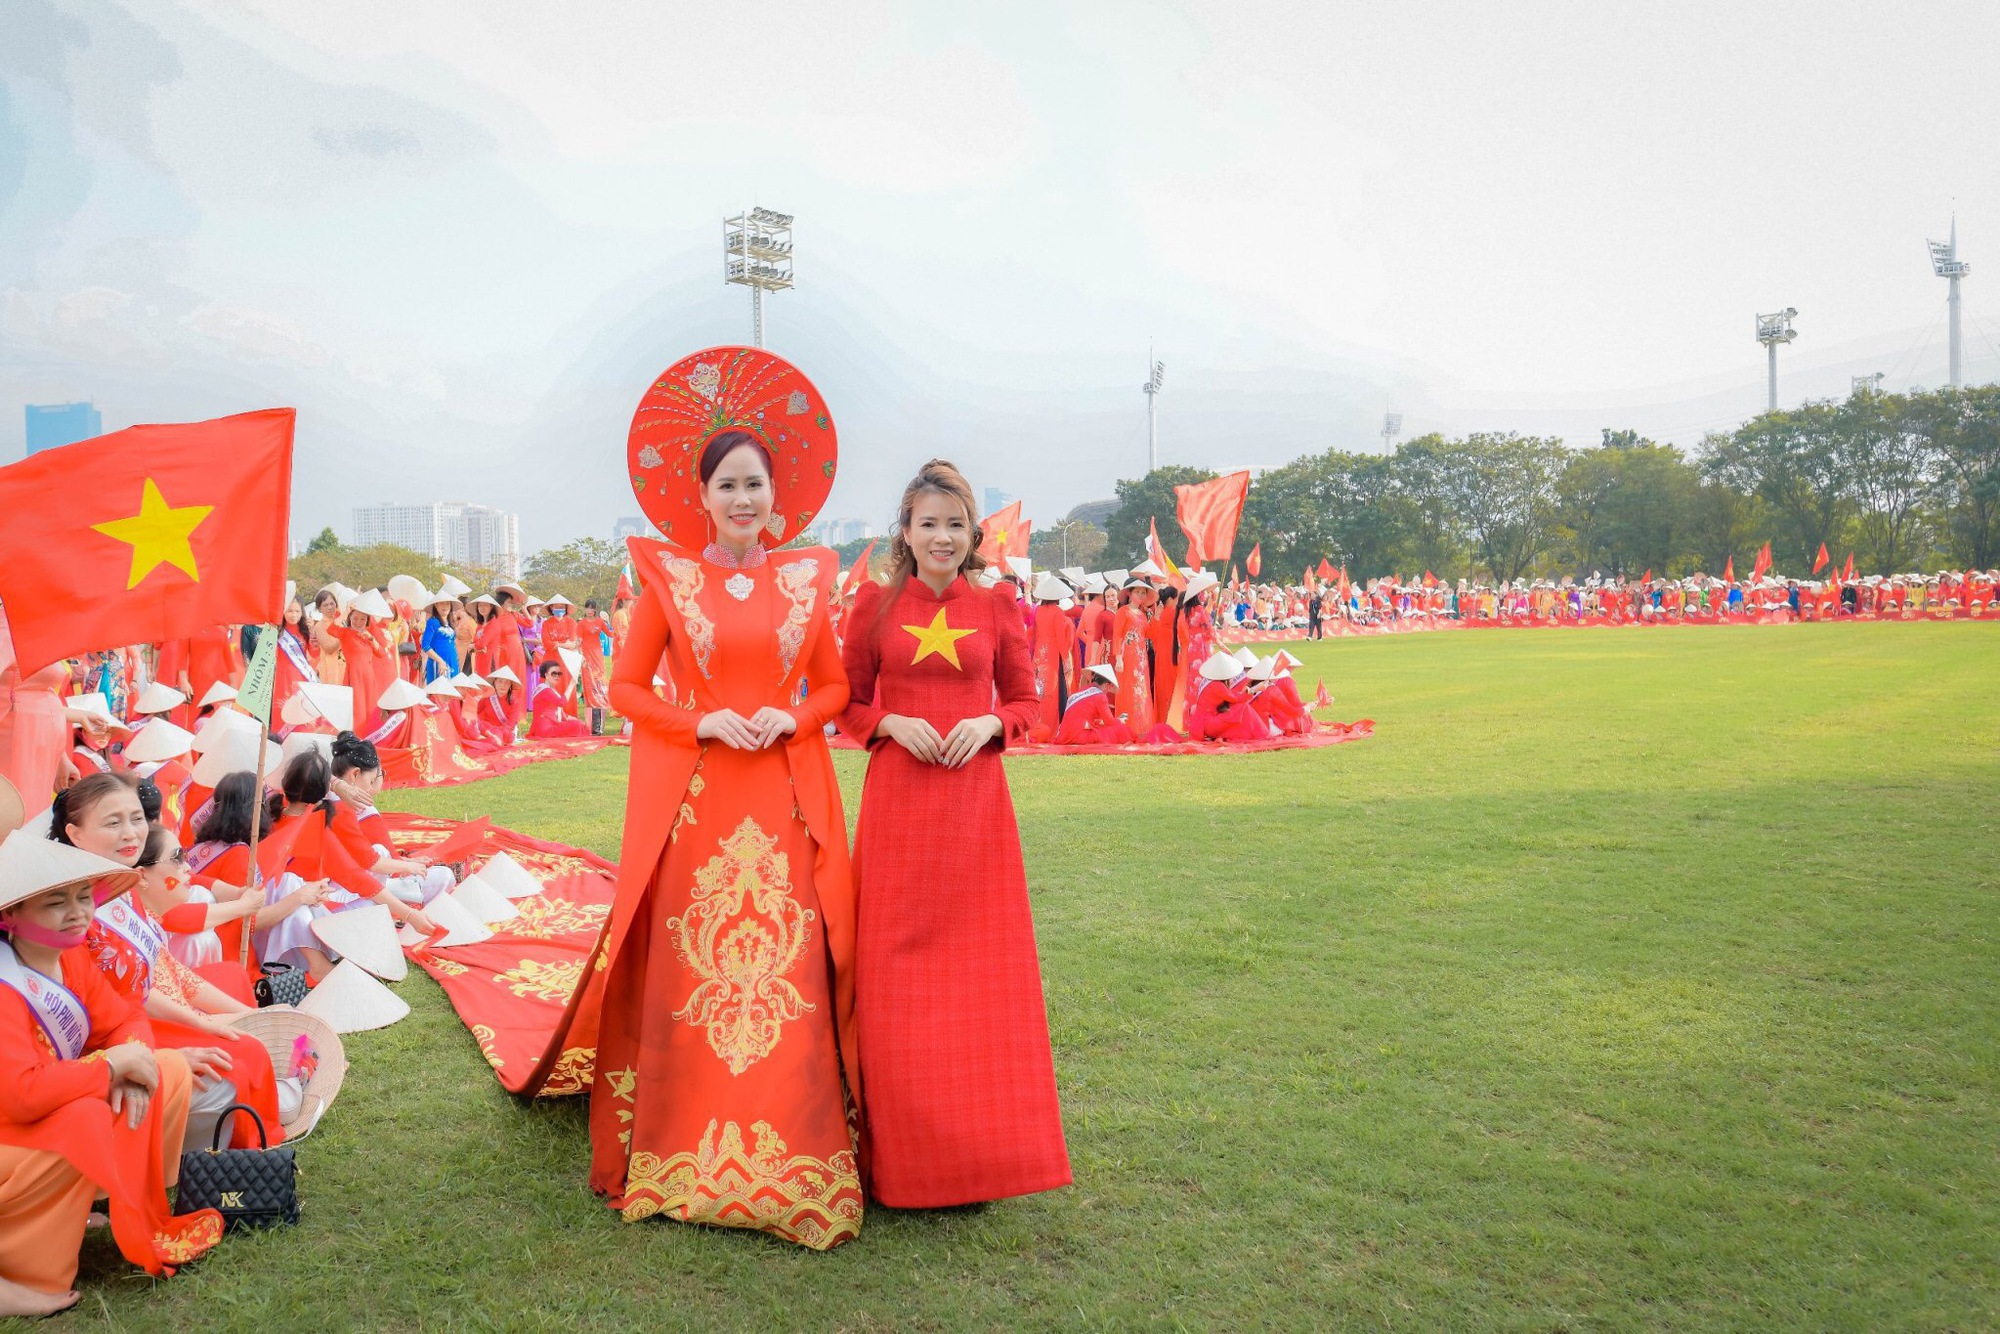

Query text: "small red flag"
[0, 409, 293, 675]
[1312, 679, 1332, 709]
[1246, 543, 1262, 578]
[1842, 552, 1854, 582]
[1752, 540, 1772, 583]
[976, 500, 1025, 564]
[425, 817, 494, 864]
[1174, 471, 1251, 567]
[1813, 543, 1829, 573]
[1317, 558, 1336, 580]
[1641, 568, 1653, 583]
[842, 538, 878, 596]
[1423, 569, 1437, 587]
[614, 568, 635, 600]
[1723, 556, 1734, 583]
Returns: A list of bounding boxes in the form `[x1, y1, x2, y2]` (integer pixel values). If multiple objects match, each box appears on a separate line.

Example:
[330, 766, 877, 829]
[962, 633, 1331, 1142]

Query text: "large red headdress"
[625, 346, 838, 549]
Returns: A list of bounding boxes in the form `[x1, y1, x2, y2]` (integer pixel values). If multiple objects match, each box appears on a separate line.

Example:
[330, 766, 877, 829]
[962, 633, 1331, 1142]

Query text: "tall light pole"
[1928, 218, 1970, 388]
[1755, 308, 1797, 412]
[1142, 349, 1164, 472]
[1850, 372, 1884, 398]
[1382, 412, 1402, 452]
[724, 207, 794, 347]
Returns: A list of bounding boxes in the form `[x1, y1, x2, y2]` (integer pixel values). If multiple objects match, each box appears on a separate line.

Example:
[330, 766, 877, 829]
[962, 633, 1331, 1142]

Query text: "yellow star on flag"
[92, 477, 214, 589]
[903, 606, 977, 669]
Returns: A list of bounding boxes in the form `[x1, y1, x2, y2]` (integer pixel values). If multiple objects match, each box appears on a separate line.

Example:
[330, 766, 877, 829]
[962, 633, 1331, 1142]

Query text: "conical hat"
[556, 647, 584, 683]
[281, 683, 354, 732]
[191, 707, 259, 754]
[396, 919, 425, 948]
[1006, 556, 1033, 581]
[123, 719, 195, 765]
[1130, 559, 1165, 579]
[437, 575, 471, 600]
[298, 960, 409, 1033]
[1233, 647, 1259, 668]
[544, 594, 574, 609]
[1199, 650, 1245, 682]
[132, 682, 186, 715]
[377, 679, 427, 712]
[280, 731, 333, 767]
[198, 681, 239, 709]
[310, 903, 407, 982]
[0, 830, 140, 913]
[422, 890, 493, 948]
[1184, 571, 1220, 598]
[190, 730, 281, 788]
[476, 851, 545, 900]
[386, 575, 429, 607]
[348, 589, 394, 620]
[487, 666, 521, 686]
[1059, 566, 1087, 583]
[449, 875, 519, 925]
[1247, 656, 1277, 682]
[1031, 573, 1069, 602]
[0, 778, 23, 843]
[424, 677, 461, 699]
[1087, 662, 1118, 686]
[227, 1006, 346, 1141]
[67, 693, 130, 731]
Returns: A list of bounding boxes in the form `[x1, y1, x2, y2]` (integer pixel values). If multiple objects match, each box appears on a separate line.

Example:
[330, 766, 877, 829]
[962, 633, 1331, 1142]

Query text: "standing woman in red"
[591, 347, 860, 1250]
[326, 590, 396, 735]
[839, 458, 1071, 1209]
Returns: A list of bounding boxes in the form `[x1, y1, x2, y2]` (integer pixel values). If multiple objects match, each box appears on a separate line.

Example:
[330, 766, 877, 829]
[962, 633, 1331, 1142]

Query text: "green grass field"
[54, 622, 1999, 1330]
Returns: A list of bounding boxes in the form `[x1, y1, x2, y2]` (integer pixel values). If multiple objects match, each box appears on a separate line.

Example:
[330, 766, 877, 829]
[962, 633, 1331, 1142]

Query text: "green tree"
[1446, 433, 1570, 583]
[305, 526, 342, 554]
[1240, 449, 1401, 580]
[1029, 519, 1107, 571]
[1383, 436, 1471, 578]
[523, 537, 629, 608]
[289, 544, 452, 598]
[1704, 402, 1851, 571]
[1838, 392, 1941, 574]
[1103, 466, 1217, 568]
[1917, 384, 2000, 568]
[1559, 438, 1703, 577]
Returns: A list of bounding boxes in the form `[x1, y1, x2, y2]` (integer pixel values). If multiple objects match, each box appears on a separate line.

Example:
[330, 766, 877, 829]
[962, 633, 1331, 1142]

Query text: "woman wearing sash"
[0, 832, 222, 1313]
[271, 593, 320, 726]
[50, 775, 284, 1150]
[591, 348, 860, 1250]
[837, 459, 1070, 1208]
[478, 591, 531, 728]
[186, 773, 334, 977]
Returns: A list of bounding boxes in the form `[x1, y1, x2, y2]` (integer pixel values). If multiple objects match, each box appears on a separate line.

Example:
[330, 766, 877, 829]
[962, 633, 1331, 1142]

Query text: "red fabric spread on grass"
[381, 731, 625, 789]
[829, 716, 1374, 757]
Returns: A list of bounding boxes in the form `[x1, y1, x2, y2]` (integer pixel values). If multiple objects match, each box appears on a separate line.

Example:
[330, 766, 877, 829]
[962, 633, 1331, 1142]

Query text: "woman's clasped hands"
[696, 706, 799, 751]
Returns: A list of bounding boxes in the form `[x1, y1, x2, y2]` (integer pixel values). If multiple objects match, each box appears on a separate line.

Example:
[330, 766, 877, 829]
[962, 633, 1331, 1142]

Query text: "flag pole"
[236, 623, 280, 969]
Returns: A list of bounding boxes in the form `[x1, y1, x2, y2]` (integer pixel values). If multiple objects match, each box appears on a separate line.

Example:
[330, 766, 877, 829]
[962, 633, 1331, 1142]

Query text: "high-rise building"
[25, 402, 102, 455]
[811, 518, 875, 546]
[982, 486, 1013, 517]
[351, 501, 521, 580]
[611, 516, 654, 541]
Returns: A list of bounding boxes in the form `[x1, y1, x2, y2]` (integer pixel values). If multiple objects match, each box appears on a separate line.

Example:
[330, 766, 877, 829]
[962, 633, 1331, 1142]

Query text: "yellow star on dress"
[92, 477, 214, 589]
[902, 606, 977, 669]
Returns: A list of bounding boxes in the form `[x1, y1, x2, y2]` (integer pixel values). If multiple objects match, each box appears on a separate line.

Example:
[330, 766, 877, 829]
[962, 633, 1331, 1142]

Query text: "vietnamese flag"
[1246, 543, 1262, 578]
[1722, 556, 1734, 583]
[1147, 517, 1184, 582]
[1841, 552, 1854, 583]
[1813, 542, 1830, 573]
[976, 500, 1026, 565]
[842, 538, 878, 596]
[1174, 471, 1251, 567]
[1752, 540, 1772, 583]
[0, 409, 293, 675]
[1317, 558, 1336, 580]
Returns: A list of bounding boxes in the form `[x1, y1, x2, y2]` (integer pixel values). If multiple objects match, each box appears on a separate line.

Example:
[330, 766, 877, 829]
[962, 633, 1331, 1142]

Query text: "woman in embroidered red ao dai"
[838, 460, 1070, 1208]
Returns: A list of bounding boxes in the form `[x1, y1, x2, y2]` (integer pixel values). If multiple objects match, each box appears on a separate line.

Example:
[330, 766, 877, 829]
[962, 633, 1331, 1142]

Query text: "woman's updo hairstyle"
[876, 460, 988, 624]
[329, 731, 381, 779]
[697, 429, 773, 487]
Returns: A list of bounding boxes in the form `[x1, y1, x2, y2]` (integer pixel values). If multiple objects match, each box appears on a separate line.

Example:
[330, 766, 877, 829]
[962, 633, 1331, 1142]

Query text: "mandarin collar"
[909, 574, 969, 603]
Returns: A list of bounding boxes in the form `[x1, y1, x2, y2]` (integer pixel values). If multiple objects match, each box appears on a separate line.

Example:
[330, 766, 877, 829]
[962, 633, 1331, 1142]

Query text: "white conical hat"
[424, 677, 461, 699]
[198, 681, 239, 709]
[386, 575, 429, 607]
[1275, 649, 1304, 671]
[298, 960, 409, 1033]
[1104, 569, 1129, 586]
[1233, 647, 1259, 668]
[227, 1006, 346, 1141]
[122, 719, 195, 765]
[976, 567, 1003, 588]
[466, 594, 498, 609]
[1247, 656, 1277, 682]
[281, 683, 354, 733]
[437, 575, 471, 600]
[0, 830, 140, 913]
[310, 903, 407, 982]
[377, 679, 427, 712]
[1199, 650, 1245, 682]
[476, 851, 545, 900]
[450, 672, 486, 693]
[557, 647, 584, 682]
[422, 890, 493, 948]
[191, 707, 260, 754]
[348, 589, 394, 620]
[132, 681, 186, 715]
[544, 594, 574, 608]
[1059, 566, 1087, 583]
[1006, 555, 1033, 580]
[67, 693, 131, 731]
[1087, 662, 1118, 686]
[1184, 571, 1220, 598]
[449, 875, 519, 925]
[1031, 573, 1069, 602]
[487, 665, 521, 686]
[190, 729, 281, 788]
[1130, 559, 1166, 579]
[280, 731, 333, 767]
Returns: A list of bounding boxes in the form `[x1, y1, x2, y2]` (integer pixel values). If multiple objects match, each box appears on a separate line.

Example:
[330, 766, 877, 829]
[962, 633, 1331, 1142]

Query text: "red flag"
[842, 538, 878, 596]
[615, 568, 635, 600]
[0, 409, 293, 675]
[1723, 556, 1734, 583]
[1173, 471, 1251, 567]
[1246, 543, 1262, 578]
[1303, 568, 1316, 594]
[1423, 569, 1437, 588]
[1316, 558, 1336, 580]
[1641, 568, 1653, 583]
[425, 817, 493, 864]
[1841, 552, 1854, 583]
[1813, 543, 1829, 573]
[1146, 518, 1184, 583]
[1752, 541, 1772, 583]
[1312, 679, 1332, 709]
[977, 500, 1025, 564]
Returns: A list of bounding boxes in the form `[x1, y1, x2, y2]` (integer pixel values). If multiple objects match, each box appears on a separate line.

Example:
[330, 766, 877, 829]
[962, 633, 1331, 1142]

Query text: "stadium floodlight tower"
[1755, 308, 1798, 412]
[724, 207, 795, 348]
[1928, 218, 1970, 387]
[1142, 350, 1164, 472]
[1850, 372, 1885, 398]
[1382, 412, 1403, 452]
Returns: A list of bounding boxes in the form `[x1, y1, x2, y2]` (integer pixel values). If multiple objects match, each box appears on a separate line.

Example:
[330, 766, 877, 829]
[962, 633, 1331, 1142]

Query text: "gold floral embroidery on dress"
[773, 558, 819, 679]
[155, 1211, 224, 1264]
[538, 1045, 596, 1097]
[666, 817, 815, 1075]
[659, 554, 716, 678]
[495, 957, 585, 1003]
[515, 851, 603, 882]
[426, 957, 469, 977]
[602, 1064, 638, 1145]
[470, 1024, 504, 1071]
[497, 896, 610, 939]
[620, 1118, 863, 1250]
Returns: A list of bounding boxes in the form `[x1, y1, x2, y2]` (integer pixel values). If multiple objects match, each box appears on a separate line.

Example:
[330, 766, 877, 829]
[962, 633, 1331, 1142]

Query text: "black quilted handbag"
[175, 1104, 300, 1231]
[255, 962, 308, 1008]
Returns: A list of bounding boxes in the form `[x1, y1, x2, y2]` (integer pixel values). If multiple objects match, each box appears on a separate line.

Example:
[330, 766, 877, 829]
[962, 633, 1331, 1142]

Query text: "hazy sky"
[5, 0, 1997, 552]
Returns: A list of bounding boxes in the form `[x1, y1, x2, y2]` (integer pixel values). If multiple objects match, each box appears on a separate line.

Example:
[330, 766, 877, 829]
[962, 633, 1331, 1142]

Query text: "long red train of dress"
[839, 575, 1071, 1208]
[591, 538, 862, 1250]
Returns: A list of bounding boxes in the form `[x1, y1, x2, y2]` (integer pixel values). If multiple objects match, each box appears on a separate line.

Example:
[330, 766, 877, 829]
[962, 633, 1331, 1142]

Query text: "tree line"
[1101, 385, 2000, 582]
